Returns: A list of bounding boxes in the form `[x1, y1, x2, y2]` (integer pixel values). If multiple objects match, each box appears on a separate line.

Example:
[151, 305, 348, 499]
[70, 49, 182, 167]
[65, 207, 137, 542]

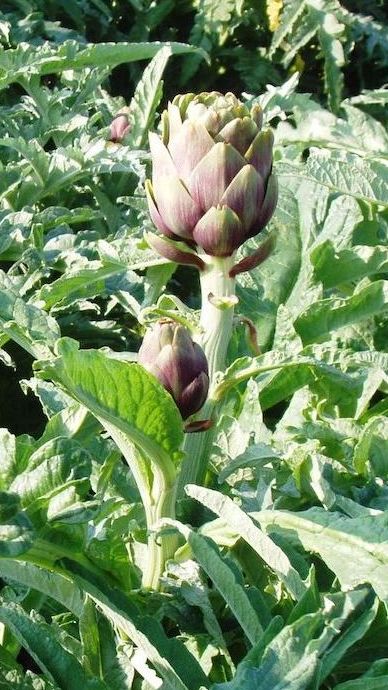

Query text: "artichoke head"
[138, 320, 209, 420]
[146, 91, 277, 258]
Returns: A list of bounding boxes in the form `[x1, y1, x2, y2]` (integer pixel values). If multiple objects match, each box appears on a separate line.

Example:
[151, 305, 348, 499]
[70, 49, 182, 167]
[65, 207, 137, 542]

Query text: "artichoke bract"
[146, 91, 277, 259]
[138, 320, 209, 420]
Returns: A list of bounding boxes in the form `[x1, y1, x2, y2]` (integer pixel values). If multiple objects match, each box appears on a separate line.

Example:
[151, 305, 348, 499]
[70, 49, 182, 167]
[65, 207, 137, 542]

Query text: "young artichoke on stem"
[145, 92, 277, 491]
[136, 320, 209, 588]
[138, 320, 209, 421]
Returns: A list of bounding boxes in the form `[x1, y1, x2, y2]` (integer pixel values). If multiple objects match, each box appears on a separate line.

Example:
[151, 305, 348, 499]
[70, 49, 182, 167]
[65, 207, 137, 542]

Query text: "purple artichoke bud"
[138, 320, 209, 420]
[146, 92, 277, 258]
[109, 113, 131, 143]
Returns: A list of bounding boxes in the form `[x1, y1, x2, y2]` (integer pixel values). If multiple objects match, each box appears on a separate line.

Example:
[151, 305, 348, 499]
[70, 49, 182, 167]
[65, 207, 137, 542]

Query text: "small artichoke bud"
[146, 92, 277, 259]
[109, 112, 131, 143]
[138, 320, 209, 420]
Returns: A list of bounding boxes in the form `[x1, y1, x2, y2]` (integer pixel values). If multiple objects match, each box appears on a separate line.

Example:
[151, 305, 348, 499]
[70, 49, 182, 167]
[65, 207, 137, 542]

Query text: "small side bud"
[138, 320, 209, 420]
[109, 112, 131, 143]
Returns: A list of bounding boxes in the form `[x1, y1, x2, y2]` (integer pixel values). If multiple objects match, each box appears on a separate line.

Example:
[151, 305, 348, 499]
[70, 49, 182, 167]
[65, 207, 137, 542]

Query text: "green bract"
[146, 91, 277, 258]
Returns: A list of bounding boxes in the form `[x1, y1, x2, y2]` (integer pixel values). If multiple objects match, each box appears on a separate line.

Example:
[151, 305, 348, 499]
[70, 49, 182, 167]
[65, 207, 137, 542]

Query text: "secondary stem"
[141, 464, 177, 590]
[177, 255, 236, 496]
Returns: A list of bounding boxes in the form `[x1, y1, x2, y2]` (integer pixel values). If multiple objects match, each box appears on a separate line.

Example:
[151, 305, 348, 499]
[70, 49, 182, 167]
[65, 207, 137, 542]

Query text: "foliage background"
[0, 1, 387, 689]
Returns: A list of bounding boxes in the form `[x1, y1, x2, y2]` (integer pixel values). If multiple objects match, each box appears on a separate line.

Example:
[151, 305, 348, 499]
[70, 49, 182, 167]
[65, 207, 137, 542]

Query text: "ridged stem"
[141, 466, 177, 590]
[177, 255, 236, 496]
[198, 255, 236, 377]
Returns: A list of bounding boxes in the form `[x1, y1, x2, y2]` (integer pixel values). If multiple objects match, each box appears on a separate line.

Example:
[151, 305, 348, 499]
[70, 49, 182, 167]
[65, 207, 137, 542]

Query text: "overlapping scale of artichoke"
[145, 92, 277, 263]
[138, 320, 209, 420]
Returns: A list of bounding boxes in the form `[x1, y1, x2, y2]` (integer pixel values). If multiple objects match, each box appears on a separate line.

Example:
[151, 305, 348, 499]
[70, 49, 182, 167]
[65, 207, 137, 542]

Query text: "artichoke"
[146, 91, 277, 258]
[109, 112, 130, 143]
[138, 320, 209, 420]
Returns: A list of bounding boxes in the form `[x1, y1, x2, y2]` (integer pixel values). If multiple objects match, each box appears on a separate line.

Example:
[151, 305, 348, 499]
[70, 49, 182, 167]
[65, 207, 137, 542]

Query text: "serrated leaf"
[255, 508, 388, 603]
[0, 137, 49, 184]
[128, 46, 172, 148]
[0, 429, 17, 489]
[269, 0, 308, 56]
[36, 261, 131, 310]
[308, 0, 345, 113]
[295, 280, 388, 345]
[9, 437, 91, 514]
[0, 560, 84, 617]
[305, 149, 388, 206]
[79, 597, 101, 677]
[236, 181, 302, 350]
[63, 560, 209, 690]
[215, 350, 362, 416]
[0, 601, 108, 690]
[0, 41, 207, 90]
[0, 281, 60, 358]
[212, 612, 326, 690]
[312, 243, 388, 288]
[162, 519, 264, 644]
[318, 590, 378, 684]
[185, 485, 307, 600]
[353, 416, 388, 477]
[0, 493, 33, 557]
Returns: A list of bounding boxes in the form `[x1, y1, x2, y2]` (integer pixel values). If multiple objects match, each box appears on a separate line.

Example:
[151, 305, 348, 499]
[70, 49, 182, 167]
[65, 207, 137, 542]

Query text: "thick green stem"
[141, 464, 177, 590]
[177, 255, 236, 495]
[197, 255, 236, 379]
[104, 427, 178, 591]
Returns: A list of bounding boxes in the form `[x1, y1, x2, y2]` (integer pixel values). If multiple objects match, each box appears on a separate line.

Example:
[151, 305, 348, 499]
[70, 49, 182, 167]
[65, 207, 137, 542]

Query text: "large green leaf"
[0, 601, 108, 690]
[303, 150, 387, 206]
[0, 492, 33, 557]
[0, 279, 60, 358]
[186, 485, 307, 601]
[255, 508, 388, 603]
[215, 351, 362, 416]
[9, 437, 91, 515]
[36, 338, 184, 474]
[311, 242, 388, 288]
[0, 560, 84, 616]
[127, 46, 172, 148]
[312, 1, 345, 113]
[63, 561, 209, 690]
[36, 261, 134, 310]
[295, 280, 388, 344]
[0, 41, 207, 90]
[161, 518, 264, 644]
[212, 612, 325, 690]
[236, 180, 302, 350]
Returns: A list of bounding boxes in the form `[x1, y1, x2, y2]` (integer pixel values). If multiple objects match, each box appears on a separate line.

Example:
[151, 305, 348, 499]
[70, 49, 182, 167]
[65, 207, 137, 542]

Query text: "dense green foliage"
[0, 1, 387, 688]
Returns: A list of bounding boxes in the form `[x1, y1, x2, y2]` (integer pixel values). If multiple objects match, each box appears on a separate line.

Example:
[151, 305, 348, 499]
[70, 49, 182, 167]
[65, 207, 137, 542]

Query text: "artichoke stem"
[141, 466, 177, 590]
[178, 255, 236, 496]
[198, 255, 236, 380]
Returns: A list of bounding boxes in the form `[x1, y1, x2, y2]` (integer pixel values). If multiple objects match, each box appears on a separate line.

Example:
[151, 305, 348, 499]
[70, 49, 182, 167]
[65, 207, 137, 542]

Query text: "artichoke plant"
[138, 320, 209, 420]
[145, 93, 278, 491]
[146, 91, 277, 261]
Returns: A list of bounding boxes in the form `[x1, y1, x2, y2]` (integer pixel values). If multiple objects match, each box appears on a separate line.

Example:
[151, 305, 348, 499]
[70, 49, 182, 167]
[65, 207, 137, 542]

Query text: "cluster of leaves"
[0, 1, 387, 689]
[1, 0, 388, 108]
